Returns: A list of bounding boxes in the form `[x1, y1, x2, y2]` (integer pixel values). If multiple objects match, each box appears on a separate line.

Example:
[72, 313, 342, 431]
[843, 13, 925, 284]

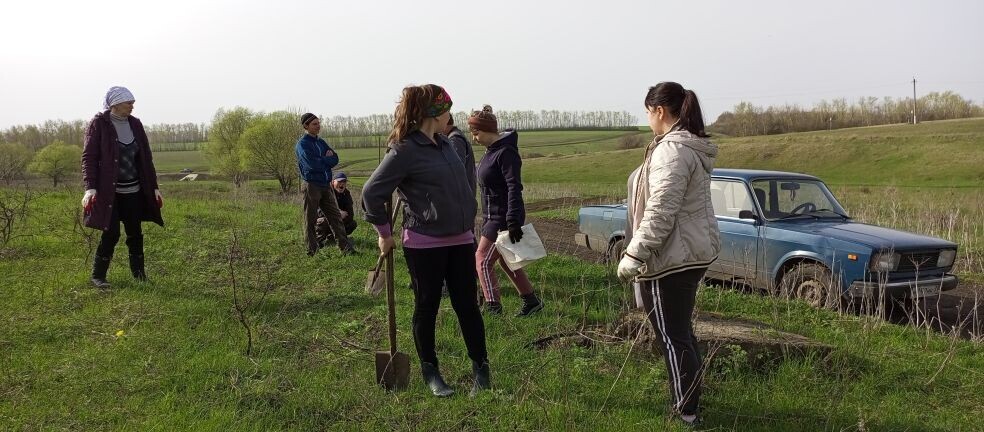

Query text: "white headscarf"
[103, 86, 135, 110]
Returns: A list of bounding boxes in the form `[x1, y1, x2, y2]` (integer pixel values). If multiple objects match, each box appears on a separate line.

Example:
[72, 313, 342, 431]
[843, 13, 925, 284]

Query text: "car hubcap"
[798, 280, 827, 308]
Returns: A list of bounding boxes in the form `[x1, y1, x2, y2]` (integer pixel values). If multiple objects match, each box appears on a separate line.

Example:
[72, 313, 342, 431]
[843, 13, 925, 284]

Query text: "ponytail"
[679, 89, 708, 138]
[388, 86, 427, 144]
[644, 82, 709, 137]
[388, 84, 451, 144]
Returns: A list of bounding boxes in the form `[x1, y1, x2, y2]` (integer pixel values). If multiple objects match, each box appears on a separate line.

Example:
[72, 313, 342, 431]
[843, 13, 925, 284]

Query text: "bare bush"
[616, 134, 647, 150]
[0, 187, 34, 252]
[226, 230, 282, 356]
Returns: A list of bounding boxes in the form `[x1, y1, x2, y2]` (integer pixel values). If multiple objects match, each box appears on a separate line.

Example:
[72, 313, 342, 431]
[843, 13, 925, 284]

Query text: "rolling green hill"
[524, 118, 984, 188]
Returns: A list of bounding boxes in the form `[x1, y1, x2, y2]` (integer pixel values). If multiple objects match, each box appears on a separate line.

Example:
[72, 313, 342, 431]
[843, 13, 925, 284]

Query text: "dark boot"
[129, 254, 147, 281]
[420, 362, 454, 397]
[482, 301, 503, 315]
[339, 238, 357, 256]
[469, 360, 492, 397]
[91, 255, 112, 289]
[516, 293, 544, 317]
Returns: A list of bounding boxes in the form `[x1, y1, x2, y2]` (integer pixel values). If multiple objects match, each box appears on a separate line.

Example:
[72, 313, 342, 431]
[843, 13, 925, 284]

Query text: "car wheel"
[779, 263, 838, 309]
[607, 238, 626, 265]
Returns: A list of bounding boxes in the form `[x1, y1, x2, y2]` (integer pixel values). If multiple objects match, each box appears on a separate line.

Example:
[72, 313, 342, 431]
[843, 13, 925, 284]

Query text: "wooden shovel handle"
[384, 198, 399, 355]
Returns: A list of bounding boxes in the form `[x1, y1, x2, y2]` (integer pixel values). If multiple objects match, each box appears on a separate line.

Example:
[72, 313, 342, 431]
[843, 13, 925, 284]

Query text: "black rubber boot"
[91, 255, 112, 289]
[483, 301, 503, 315]
[420, 362, 454, 397]
[469, 360, 492, 397]
[129, 254, 147, 281]
[516, 293, 544, 317]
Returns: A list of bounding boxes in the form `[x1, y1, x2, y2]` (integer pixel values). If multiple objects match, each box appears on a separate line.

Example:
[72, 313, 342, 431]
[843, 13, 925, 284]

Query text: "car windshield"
[750, 179, 848, 221]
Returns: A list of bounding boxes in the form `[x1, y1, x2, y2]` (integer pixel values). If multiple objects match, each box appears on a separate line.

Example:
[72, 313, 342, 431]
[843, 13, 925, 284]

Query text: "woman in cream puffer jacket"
[617, 82, 719, 427]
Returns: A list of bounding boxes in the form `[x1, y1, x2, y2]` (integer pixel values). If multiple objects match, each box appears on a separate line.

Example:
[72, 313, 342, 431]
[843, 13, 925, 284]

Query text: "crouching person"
[315, 172, 358, 248]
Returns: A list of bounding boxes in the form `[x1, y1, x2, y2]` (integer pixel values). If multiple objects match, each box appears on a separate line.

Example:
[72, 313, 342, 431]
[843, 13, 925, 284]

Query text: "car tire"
[779, 263, 839, 309]
[607, 238, 626, 265]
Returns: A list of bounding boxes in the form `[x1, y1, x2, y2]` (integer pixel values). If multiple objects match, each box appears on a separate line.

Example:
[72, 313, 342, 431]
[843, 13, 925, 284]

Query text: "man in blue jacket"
[296, 113, 356, 256]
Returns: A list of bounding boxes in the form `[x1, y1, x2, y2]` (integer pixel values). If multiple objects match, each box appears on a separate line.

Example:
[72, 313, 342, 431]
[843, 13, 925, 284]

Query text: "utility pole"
[912, 77, 918, 124]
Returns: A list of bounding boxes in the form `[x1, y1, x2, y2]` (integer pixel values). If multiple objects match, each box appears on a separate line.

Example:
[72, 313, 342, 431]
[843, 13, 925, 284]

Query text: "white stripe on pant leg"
[654, 281, 684, 409]
[481, 243, 497, 301]
[483, 245, 496, 300]
[653, 280, 684, 410]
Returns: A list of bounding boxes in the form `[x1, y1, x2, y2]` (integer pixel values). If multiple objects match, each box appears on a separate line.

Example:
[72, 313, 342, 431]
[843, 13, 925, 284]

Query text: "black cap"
[301, 113, 318, 126]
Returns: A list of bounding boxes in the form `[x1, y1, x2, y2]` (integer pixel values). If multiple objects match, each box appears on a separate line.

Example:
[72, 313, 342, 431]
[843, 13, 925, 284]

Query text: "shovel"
[365, 198, 402, 297]
[365, 254, 386, 296]
[374, 198, 410, 390]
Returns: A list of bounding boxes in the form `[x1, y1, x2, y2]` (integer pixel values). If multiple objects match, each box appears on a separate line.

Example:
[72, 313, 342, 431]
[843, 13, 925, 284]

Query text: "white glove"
[154, 189, 163, 208]
[617, 255, 645, 283]
[82, 189, 97, 208]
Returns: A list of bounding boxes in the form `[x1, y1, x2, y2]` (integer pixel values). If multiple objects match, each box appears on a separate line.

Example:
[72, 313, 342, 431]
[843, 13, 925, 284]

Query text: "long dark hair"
[388, 84, 445, 144]
[644, 82, 709, 137]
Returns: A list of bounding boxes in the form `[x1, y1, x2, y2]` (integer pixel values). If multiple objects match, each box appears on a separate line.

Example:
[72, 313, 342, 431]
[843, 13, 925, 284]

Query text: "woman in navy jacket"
[468, 106, 543, 317]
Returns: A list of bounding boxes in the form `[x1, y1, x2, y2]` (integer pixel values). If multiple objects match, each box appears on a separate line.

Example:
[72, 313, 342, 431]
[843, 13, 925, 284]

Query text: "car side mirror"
[738, 210, 761, 222]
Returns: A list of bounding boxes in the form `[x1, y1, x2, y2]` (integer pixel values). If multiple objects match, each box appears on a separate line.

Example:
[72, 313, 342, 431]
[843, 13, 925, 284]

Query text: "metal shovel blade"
[366, 268, 386, 296]
[375, 350, 410, 391]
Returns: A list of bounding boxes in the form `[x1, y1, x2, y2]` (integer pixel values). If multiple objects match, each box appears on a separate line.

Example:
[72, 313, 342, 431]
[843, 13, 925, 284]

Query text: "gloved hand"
[82, 189, 97, 211]
[507, 221, 523, 244]
[154, 189, 163, 208]
[617, 254, 645, 283]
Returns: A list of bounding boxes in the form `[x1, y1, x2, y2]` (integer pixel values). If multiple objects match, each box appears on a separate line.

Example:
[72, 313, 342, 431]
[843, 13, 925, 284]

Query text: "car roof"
[712, 168, 821, 182]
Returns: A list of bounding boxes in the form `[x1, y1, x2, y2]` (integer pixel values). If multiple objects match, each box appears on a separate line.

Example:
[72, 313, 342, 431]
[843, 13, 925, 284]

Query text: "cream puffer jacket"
[625, 128, 720, 281]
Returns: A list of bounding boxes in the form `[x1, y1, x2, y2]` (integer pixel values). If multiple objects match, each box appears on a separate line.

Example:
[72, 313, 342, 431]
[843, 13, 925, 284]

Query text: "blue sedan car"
[575, 169, 959, 307]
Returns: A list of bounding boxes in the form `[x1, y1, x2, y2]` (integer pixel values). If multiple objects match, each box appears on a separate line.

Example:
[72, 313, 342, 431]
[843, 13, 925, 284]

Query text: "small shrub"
[616, 134, 647, 150]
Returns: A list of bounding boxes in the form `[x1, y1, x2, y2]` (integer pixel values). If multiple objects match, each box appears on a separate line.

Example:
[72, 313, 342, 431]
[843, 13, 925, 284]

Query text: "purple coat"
[81, 111, 164, 231]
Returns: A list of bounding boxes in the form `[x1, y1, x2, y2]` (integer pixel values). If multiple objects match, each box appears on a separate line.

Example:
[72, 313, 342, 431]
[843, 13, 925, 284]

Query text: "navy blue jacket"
[295, 134, 339, 186]
[477, 130, 525, 227]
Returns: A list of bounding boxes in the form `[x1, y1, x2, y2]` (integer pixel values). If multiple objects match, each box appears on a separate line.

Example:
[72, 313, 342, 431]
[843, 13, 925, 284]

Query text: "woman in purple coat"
[81, 86, 164, 288]
[468, 106, 543, 317]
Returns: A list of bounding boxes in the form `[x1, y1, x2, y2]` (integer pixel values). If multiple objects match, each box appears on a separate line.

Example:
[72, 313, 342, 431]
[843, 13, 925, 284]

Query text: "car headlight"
[870, 252, 901, 272]
[937, 249, 957, 268]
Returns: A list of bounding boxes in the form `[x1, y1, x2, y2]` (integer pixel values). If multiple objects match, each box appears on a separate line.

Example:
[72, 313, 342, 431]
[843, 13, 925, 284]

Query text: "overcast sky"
[1, 0, 982, 128]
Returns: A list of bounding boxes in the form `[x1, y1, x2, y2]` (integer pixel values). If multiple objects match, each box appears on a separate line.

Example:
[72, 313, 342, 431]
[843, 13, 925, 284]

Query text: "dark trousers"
[302, 181, 351, 253]
[639, 268, 706, 416]
[316, 218, 357, 248]
[403, 243, 488, 367]
[96, 192, 143, 258]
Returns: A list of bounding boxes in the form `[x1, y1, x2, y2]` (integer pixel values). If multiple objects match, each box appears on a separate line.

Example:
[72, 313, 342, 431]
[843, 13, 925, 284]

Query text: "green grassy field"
[3, 120, 983, 430]
[153, 150, 211, 173]
[1, 184, 982, 431]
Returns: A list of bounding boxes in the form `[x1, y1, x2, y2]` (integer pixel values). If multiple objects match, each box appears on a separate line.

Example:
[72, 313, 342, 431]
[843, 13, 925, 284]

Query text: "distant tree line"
[318, 110, 638, 139]
[1, 109, 634, 151]
[710, 91, 984, 137]
[0, 119, 208, 150]
[145, 123, 208, 145]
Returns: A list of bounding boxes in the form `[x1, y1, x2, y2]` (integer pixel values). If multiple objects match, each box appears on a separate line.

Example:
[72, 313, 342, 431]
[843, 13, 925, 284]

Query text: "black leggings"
[96, 192, 144, 258]
[403, 243, 487, 367]
[639, 268, 706, 416]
